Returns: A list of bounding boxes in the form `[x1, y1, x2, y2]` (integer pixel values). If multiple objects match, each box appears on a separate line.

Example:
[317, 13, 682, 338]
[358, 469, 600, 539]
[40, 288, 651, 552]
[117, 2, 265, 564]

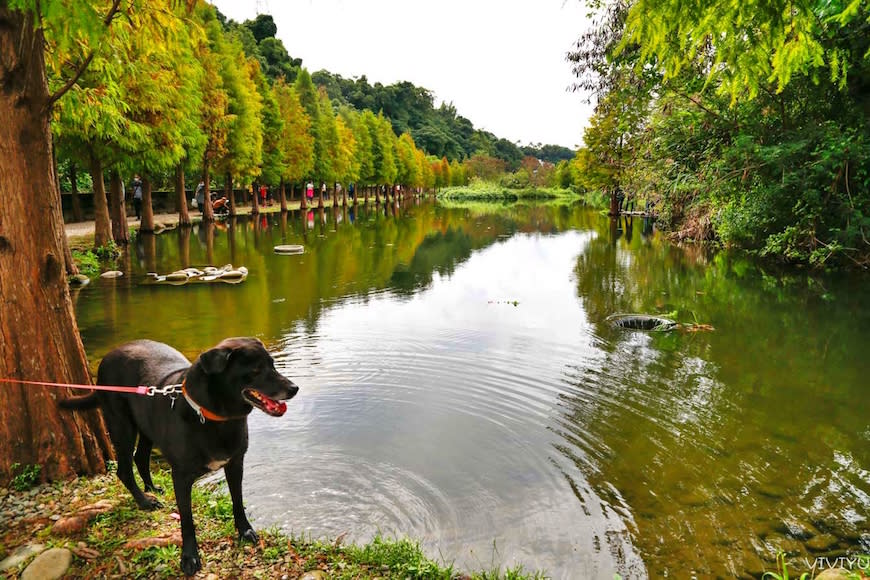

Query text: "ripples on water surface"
[74, 201, 870, 578]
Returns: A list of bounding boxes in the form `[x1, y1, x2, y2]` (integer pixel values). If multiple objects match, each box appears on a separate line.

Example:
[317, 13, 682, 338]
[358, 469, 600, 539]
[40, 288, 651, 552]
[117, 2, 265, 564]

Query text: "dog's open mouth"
[242, 389, 288, 417]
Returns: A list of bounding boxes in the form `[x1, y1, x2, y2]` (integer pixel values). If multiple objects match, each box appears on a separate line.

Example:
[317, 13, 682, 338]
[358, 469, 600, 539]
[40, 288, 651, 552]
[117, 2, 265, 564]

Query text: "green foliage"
[570, 0, 870, 267]
[623, 0, 869, 100]
[71, 248, 101, 277]
[93, 240, 121, 261]
[9, 463, 41, 491]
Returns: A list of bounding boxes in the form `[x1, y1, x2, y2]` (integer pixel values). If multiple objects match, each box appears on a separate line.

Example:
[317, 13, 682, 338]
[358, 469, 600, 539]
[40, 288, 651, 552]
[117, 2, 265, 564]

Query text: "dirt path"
[65, 202, 309, 244]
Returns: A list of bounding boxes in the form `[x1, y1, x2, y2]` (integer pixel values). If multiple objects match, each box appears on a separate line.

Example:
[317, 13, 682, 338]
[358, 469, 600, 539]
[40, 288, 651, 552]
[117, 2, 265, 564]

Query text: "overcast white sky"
[211, 0, 594, 150]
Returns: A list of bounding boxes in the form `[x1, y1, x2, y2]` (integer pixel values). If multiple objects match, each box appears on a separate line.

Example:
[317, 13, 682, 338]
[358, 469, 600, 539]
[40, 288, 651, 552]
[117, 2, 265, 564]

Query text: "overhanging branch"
[44, 0, 123, 110]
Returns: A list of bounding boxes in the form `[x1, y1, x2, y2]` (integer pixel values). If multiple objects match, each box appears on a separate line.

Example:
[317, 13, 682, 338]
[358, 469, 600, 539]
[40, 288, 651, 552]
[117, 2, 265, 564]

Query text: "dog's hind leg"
[104, 408, 161, 510]
[134, 434, 163, 494]
[224, 456, 258, 544]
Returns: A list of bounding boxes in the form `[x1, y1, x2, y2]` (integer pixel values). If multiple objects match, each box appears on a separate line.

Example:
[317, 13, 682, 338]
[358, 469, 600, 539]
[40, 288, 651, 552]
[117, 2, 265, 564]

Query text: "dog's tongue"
[245, 389, 288, 417]
[265, 398, 287, 417]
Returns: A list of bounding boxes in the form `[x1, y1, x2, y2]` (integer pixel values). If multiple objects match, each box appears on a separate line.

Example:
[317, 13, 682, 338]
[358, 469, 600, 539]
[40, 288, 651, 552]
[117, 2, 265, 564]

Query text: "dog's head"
[194, 337, 298, 417]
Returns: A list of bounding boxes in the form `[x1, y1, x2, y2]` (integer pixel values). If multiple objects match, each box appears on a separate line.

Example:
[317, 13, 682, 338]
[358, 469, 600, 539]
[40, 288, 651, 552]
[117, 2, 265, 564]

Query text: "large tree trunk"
[226, 172, 236, 217]
[251, 181, 260, 215]
[52, 146, 78, 277]
[88, 153, 112, 248]
[140, 175, 154, 232]
[0, 6, 112, 483]
[175, 164, 191, 226]
[109, 170, 128, 245]
[201, 157, 214, 222]
[279, 179, 287, 212]
[69, 162, 83, 222]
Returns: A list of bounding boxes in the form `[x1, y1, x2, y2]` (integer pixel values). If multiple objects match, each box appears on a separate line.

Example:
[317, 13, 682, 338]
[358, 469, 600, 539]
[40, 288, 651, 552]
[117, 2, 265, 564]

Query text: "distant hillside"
[218, 12, 574, 167]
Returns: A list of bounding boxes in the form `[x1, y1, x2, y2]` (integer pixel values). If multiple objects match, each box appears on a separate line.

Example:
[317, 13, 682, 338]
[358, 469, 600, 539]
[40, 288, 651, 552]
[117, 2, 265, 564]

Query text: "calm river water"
[73, 200, 870, 578]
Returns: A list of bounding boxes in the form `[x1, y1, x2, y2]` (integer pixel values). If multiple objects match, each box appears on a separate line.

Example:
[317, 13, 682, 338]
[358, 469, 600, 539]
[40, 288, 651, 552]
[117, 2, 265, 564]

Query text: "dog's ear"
[199, 347, 232, 374]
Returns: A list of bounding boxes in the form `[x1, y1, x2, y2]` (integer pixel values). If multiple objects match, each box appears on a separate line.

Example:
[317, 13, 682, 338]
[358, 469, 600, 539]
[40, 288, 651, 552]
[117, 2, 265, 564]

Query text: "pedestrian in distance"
[131, 175, 143, 220]
[194, 180, 205, 210]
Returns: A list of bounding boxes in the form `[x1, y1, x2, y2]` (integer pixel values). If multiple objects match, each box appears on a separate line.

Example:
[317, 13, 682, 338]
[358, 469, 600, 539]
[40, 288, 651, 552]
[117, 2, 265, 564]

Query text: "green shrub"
[10, 463, 41, 491]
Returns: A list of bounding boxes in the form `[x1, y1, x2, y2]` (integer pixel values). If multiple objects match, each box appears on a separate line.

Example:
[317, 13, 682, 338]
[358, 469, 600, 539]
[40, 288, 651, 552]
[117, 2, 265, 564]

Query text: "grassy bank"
[0, 466, 544, 579]
[437, 181, 579, 203]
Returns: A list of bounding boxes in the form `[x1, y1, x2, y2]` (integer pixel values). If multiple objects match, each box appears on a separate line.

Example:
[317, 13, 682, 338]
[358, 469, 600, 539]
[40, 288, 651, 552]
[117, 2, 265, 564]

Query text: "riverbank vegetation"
[0, 468, 543, 579]
[438, 180, 577, 203]
[565, 1, 870, 268]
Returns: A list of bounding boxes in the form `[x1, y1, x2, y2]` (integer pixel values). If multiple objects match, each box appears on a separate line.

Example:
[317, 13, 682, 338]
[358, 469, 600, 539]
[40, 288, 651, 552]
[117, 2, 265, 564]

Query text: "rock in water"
[21, 548, 72, 580]
[68, 274, 90, 286]
[99, 270, 123, 279]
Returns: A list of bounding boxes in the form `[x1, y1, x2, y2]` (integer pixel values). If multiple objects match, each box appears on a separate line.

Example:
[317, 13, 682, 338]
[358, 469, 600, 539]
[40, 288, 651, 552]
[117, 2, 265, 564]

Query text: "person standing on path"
[195, 180, 205, 210]
[131, 175, 143, 220]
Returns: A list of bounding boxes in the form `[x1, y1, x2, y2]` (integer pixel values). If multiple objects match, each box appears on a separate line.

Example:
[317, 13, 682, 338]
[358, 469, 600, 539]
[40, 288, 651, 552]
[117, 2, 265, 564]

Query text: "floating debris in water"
[145, 264, 248, 286]
[274, 244, 304, 255]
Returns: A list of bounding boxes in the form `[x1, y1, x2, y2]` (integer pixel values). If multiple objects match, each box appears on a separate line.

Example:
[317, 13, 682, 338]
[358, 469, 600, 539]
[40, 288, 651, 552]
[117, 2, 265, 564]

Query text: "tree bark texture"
[140, 175, 154, 232]
[175, 164, 191, 226]
[88, 154, 112, 248]
[0, 6, 112, 483]
[251, 182, 260, 215]
[226, 172, 236, 216]
[201, 158, 214, 222]
[108, 170, 128, 245]
[279, 180, 287, 212]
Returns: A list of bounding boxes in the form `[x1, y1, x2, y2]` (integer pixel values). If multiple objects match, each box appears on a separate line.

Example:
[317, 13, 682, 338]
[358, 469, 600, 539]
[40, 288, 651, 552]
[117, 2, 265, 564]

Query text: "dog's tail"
[58, 392, 100, 410]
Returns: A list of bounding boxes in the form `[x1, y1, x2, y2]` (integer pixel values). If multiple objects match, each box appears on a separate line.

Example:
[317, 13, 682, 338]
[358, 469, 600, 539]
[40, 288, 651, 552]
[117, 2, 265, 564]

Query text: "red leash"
[0, 377, 150, 395]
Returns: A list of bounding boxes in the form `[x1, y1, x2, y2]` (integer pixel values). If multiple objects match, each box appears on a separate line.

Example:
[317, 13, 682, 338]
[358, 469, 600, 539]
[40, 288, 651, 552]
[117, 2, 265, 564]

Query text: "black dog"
[60, 337, 298, 575]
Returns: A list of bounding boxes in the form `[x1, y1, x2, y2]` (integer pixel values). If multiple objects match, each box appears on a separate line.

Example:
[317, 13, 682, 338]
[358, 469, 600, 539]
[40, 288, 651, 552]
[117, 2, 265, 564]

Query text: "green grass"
[2, 466, 546, 579]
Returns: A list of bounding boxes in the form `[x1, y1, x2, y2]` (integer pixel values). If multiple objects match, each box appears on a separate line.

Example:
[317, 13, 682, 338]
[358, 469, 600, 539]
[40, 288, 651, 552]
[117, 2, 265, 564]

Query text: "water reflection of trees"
[561, 220, 870, 577]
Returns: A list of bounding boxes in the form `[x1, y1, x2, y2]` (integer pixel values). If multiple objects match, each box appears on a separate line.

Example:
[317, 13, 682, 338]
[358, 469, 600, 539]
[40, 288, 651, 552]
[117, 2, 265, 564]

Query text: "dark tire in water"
[607, 313, 677, 331]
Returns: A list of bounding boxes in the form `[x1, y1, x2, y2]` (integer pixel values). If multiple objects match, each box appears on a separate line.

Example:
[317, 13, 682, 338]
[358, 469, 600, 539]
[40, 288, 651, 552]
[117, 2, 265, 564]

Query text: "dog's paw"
[238, 528, 259, 544]
[180, 552, 201, 576]
[137, 495, 162, 510]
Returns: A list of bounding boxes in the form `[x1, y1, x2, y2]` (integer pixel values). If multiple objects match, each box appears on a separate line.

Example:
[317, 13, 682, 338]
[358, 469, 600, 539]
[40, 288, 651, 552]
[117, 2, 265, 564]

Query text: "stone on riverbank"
[68, 274, 90, 286]
[0, 543, 45, 571]
[21, 547, 71, 580]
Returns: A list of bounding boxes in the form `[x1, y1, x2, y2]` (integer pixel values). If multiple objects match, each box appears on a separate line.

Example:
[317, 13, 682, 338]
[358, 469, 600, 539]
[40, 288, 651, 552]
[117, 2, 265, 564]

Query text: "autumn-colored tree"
[375, 112, 398, 187]
[316, 88, 340, 203]
[274, 78, 314, 208]
[440, 156, 451, 188]
[396, 132, 421, 188]
[335, 115, 359, 190]
[196, 5, 234, 222]
[213, 31, 264, 217]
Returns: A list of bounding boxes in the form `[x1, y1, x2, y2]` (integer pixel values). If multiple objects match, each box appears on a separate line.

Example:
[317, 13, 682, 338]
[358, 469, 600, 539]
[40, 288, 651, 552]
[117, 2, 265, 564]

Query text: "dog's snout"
[280, 375, 299, 400]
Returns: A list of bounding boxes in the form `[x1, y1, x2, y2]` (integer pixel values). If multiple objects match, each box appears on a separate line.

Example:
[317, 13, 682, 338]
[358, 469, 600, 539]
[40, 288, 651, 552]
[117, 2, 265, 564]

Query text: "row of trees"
[568, 0, 870, 267]
[54, 6, 578, 251]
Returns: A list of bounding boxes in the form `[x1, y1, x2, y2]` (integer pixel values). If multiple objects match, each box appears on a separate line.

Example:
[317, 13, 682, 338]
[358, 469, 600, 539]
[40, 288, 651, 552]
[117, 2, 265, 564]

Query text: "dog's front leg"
[171, 471, 201, 576]
[224, 455, 258, 544]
